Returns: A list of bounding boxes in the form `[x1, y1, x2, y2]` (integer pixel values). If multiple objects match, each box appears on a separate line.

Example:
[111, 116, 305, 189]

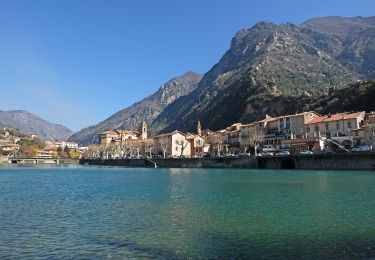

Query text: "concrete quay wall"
[257, 153, 375, 170]
[80, 153, 375, 170]
[80, 157, 257, 169]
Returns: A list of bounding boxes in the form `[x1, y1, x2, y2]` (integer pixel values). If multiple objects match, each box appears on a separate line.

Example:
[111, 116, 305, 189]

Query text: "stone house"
[264, 111, 320, 145]
[351, 114, 375, 147]
[153, 131, 191, 158]
[99, 121, 148, 145]
[305, 111, 365, 148]
[186, 134, 205, 157]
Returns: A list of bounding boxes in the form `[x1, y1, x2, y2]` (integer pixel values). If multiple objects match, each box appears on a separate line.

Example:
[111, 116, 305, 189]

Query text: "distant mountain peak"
[0, 110, 73, 140]
[302, 16, 375, 38]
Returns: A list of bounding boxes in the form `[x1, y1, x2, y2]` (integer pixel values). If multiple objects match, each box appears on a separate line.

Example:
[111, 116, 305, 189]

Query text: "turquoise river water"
[1, 166, 375, 259]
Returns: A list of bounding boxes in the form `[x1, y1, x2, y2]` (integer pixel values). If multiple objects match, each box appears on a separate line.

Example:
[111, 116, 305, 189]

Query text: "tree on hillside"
[57, 147, 66, 158]
[64, 145, 71, 158]
[0, 148, 8, 156]
[69, 149, 81, 159]
[19, 145, 35, 157]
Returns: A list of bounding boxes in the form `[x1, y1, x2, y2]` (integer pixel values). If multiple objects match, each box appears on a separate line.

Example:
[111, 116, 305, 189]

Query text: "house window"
[336, 123, 340, 130]
[355, 131, 359, 136]
[306, 126, 310, 133]
[175, 140, 179, 145]
[325, 123, 329, 131]
[175, 147, 178, 151]
[197, 140, 201, 145]
[347, 122, 352, 129]
[315, 125, 319, 132]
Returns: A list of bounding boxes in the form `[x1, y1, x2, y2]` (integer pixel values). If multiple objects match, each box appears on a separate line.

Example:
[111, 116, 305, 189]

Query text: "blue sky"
[0, 0, 374, 131]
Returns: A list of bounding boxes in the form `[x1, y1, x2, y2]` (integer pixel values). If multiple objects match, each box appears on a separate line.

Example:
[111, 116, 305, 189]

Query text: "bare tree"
[145, 143, 153, 157]
[160, 141, 167, 158]
[179, 140, 189, 158]
[248, 130, 264, 156]
[98, 145, 108, 159]
[215, 141, 221, 157]
[119, 142, 130, 158]
[128, 142, 142, 158]
[84, 144, 100, 158]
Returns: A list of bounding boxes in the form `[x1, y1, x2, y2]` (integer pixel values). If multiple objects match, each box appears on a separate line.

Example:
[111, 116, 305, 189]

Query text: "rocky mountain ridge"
[0, 110, 73, 141]
[151, 17, 373, 133]
[70, 16, 375, 144]
[68, 71, 202, 144]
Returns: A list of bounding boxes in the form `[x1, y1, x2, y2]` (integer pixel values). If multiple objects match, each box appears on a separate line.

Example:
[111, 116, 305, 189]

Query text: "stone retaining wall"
[80, 153, 375, 170]
[257, 153, 375, 170]
[79, 157, 257, 169]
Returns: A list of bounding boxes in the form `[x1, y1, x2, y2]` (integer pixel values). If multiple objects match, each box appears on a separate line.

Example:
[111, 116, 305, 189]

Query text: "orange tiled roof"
[153, 130, 185, 138]
[307, 112, 364, 124]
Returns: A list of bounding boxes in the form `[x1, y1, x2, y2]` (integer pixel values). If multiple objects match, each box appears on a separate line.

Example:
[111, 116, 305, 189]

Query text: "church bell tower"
[140, 121, 148, 140]
[197, 121, 202, 136]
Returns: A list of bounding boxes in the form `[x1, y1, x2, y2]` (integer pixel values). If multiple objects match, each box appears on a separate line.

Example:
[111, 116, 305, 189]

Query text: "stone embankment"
[80, 153, 375, 170]
[257, 153, 375, 170]
[80, 157, 256, 168]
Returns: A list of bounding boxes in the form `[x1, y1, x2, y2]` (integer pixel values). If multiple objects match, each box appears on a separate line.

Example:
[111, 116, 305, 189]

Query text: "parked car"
[262, 145, 276, 153]
[223, 153, 236, 157]
[237, 152, 250, 158]
[275, 150, 290, 156]
[299, 150, 313, 155]
[352, 145, 372, 152]
[258, 151, 274, 156]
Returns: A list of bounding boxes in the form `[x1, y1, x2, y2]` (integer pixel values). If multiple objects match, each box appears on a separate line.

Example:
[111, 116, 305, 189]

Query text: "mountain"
[249, 80, 375, 117]
[68, 71, 202, 145]
[307, 80, 375, 114]
[0, 110, 73, 140]
[302, 16, 375, 78]
[151, 17, 372, 133]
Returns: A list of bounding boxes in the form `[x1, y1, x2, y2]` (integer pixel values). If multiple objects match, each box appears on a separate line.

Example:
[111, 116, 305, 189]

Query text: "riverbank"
[80, 153, 375, 170]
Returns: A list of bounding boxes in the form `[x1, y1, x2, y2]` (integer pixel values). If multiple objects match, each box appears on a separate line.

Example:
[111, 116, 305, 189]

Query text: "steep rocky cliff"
[302, 16, 375, 78]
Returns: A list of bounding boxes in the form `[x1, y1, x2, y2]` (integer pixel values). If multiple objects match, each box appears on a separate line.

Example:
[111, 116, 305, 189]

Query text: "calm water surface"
[1, 166, 375, 259]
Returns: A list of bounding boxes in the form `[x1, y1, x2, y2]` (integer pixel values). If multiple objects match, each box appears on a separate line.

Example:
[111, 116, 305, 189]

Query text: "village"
[84, 110, 375, 160]
[1, 110, 374, 161]
[0, 128, 87, 160]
